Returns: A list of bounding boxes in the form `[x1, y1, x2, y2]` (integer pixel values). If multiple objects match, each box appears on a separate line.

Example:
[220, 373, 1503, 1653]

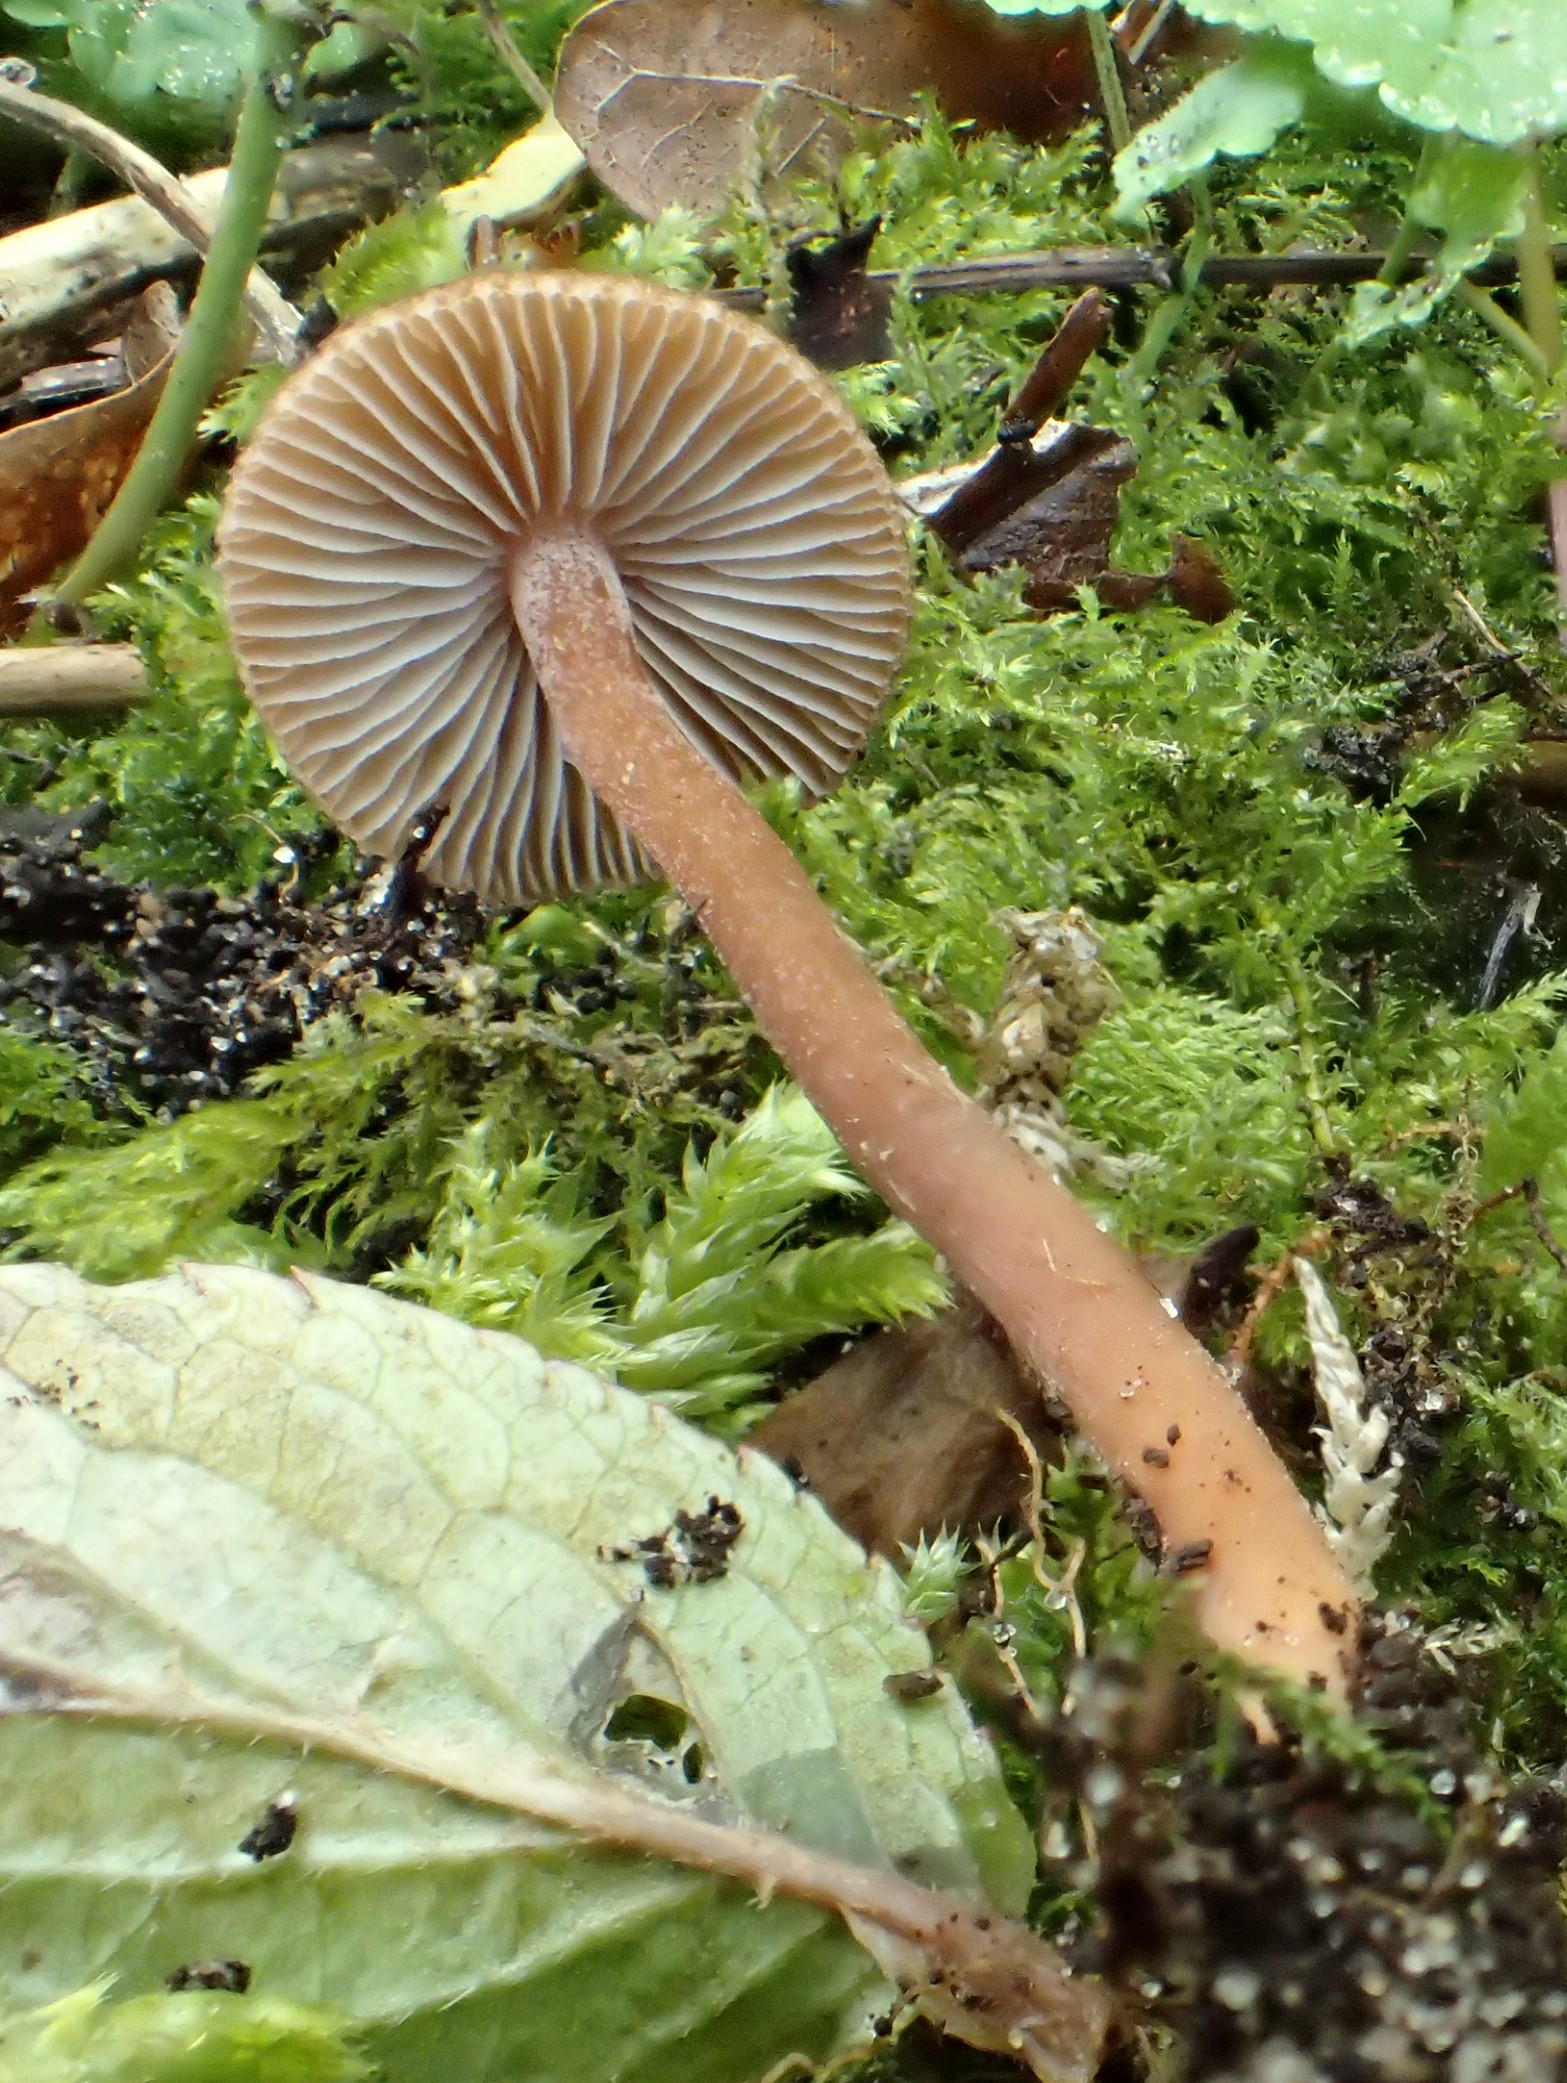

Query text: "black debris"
[238, 1792, 298, 1862]
[1082, 1614, 1567, 2081]
[602, 1495, 744, 1588]
[165, 1958, 252, 1993]
[0, 812, 490, 1116]
[884, 1668, 945, 1703]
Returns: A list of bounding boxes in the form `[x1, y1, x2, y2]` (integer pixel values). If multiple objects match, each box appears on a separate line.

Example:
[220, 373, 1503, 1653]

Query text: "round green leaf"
[1113, 42, 1316, 214]
[1184, 0, 1567, 144]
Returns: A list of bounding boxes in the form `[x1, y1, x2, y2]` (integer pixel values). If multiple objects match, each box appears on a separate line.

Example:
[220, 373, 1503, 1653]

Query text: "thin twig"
[1084, 7, 1132, 158]
[1548, 475, 1567, 648]
[1379, 1121, 1464, 1153]
[0, 70, 298, 360]
[1516, 148, 1564, 378]
[712, 242, 1567, 312]
[1514, 147, 1567, 647]
[787, 82, 923, 133]
[1459, 281, 1550, 379]
[0, 644, 146, 713]
[1470, 1176, 1567, 1277]
[474, 0, 553, 114]
[1517, 1181, 1563, 1275]
[997, 1409, 1088, 1663]
[1124, 0, 1177, 69]
[1451, 585, 1521, 658]
[1227, 1229, 1328, 1372]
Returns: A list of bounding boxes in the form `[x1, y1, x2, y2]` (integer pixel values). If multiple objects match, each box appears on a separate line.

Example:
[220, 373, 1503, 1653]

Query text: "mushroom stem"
[510, 529, 1356, 1695]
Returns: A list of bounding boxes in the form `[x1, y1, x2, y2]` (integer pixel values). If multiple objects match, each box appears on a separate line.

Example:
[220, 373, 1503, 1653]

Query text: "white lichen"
[1293, 1257, 1402, 1596]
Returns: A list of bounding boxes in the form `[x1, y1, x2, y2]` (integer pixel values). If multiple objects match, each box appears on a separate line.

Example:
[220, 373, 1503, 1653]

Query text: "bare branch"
[0, 71, 299, 359]
[716, 242, 1567, 313]
[1472, 1176, 1567, 1277]
[0, 644, 146, 713]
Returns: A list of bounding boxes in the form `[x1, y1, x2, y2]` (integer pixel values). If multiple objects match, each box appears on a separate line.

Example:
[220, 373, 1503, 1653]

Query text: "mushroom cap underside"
[218, 270, 913, 907]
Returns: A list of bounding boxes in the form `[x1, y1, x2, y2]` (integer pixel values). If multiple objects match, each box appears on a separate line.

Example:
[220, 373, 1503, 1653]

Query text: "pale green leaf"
[0, 1264, 1050, 2083]
[60, 0, 258, 116]
[0, 0, 70, 26]
[1112, 42, 1316, 214]
[0, 1982, 365, 2083]
[1183, 0, 1567, 145]
[441, 112, 588, 237]
[1345, 134, 1528, 340]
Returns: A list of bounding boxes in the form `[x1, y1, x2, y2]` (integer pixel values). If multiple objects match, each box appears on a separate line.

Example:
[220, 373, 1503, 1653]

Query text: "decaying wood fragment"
[0, 644, 146, 713]
[0, 132, 422, 392]
[0, 71, 299, 360]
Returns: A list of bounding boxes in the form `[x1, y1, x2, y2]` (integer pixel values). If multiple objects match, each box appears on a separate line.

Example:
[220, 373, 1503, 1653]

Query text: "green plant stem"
[1374, 137, 1438, 287]
[1376, 209, 1424, 288]
[1516, 146, 1564, 376]
[1512, 147, 1567, 646]
[52, 11, 309, 610]
[1282, 956, 1344, 1163]
[1084, 6, 1131, 159]
[1460, 281, 1551, 380]
[46, 146, 91, 217]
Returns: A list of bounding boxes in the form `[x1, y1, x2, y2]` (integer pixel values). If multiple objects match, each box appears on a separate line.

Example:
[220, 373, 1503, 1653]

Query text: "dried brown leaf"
[756, 1233, 1259, 1557]
[897, 295, 1235, 620]
[754, 1295, 1061, 1555]
[786, 217, 894, 368]
[554, 0, 1099, 221]
[0, 285, 180, 635]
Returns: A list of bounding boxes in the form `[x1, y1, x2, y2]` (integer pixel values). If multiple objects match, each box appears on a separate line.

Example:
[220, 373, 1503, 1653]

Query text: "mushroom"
[218, 271, 1355, 1691]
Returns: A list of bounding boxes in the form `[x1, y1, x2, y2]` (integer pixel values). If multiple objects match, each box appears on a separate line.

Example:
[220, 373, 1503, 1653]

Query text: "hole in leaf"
[604, 1692, 689, 1751]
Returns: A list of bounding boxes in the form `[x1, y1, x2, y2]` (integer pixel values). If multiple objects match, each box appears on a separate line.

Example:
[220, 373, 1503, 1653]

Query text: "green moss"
[0, 1031, 106, 1175]
[0, 497, 336, 892]
[382, 0, 593, 179]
